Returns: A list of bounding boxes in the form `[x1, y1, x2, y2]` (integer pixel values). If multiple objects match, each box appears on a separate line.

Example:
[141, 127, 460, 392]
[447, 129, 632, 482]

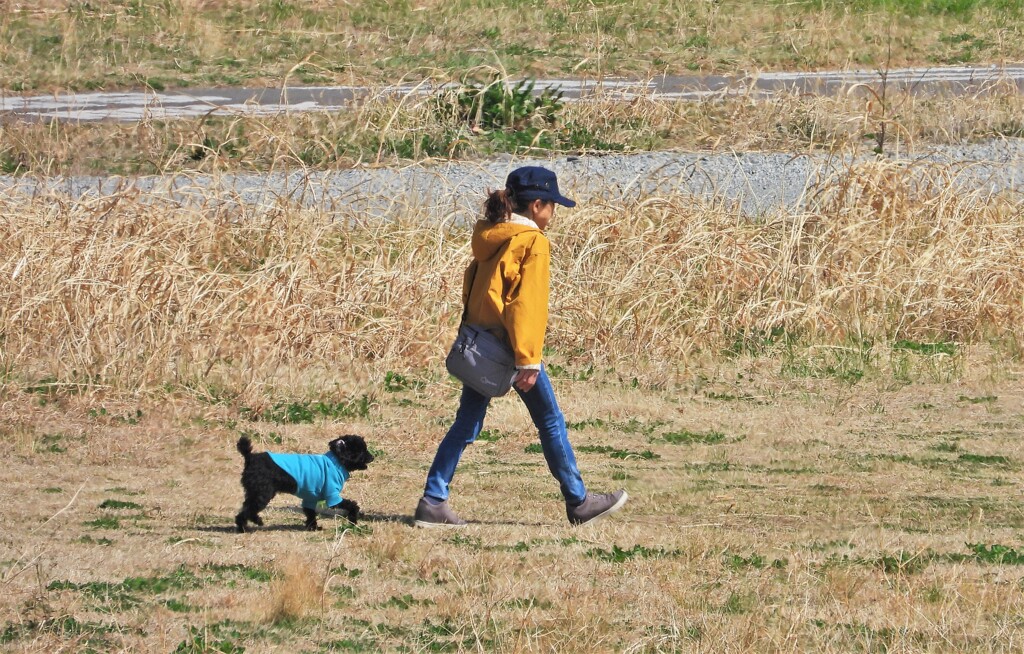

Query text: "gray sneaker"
[566, 490, 628, 525]
[414, 498, 468, 528]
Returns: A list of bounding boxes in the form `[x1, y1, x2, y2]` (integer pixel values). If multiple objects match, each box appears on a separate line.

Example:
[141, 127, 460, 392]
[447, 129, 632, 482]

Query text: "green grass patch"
[821, 549, 931, 575]
[893, 339, 956, 356]
[36, 433, 67, 453]
[201, 563, 274, 584]
[958, 394, 997, 404]
[587, 544, 680, 563]
[99, 499, 144, 510]
[724, 553, 788, 570]
[444, 533, 482, 549]
[967, 543, 1024, 565]
[241, 396, 371, 423]
[162, 599, 198, 613]
[525, 442, 660, 460]
[721, 591, 755, 614]
[566, 417, 607, 431]
[75, 535, 114, 546]
[545, 362, 596, 381]
[956, 453, 1011, 466]
[87, 406, 144, 424]
[380, 594, 434, 610]
[577, 445, 660, 460]
[781, 340, 874, 384]
[84, 516, 122, 530]
[661, 429, 727, 445]
[476, 429, 508, 442]
[1, 616, 118, 649]
[173, 622, 247, 654]
[383, 371, 424, 392]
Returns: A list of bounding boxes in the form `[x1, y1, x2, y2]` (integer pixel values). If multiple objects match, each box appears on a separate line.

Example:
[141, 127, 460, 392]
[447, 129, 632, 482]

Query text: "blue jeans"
[423, 367, 587, 505]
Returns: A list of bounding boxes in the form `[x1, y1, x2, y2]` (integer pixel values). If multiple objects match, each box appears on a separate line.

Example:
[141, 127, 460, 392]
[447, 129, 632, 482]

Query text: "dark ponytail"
[484, 188, 515, 223]
[484, 183, 542, 222]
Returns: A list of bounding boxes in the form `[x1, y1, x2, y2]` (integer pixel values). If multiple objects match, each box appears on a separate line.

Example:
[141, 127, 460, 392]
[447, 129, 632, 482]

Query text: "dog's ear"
[328, 437, 347, 460]
[331, 434, 373, 470]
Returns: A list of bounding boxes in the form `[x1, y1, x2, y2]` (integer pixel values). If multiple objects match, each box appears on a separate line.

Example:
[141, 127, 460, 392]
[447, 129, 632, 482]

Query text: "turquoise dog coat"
[268, 451, 350, 509]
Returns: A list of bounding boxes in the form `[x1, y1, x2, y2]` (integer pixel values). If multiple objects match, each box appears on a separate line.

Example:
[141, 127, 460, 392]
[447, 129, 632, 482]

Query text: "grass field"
[1, 348, 1022, 652]
[2, 0, 1023, 92]
[3, 2, 1024, 650]
[2, 167, 1024, 651]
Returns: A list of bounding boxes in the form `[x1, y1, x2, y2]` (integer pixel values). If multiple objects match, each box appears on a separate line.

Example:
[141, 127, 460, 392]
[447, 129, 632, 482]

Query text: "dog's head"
[328, 434, 375, 472]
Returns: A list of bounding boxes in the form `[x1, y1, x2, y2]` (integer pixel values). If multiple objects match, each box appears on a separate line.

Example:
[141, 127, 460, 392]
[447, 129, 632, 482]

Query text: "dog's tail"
[236, 436, 253, 462]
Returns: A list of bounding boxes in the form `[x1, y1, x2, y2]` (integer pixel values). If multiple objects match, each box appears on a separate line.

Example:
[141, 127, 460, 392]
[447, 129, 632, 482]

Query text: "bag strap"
[460, 261, 477, 325]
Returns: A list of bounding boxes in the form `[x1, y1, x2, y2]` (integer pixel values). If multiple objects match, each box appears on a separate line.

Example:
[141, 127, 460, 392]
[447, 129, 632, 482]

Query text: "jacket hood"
[471, 220, 540, 261]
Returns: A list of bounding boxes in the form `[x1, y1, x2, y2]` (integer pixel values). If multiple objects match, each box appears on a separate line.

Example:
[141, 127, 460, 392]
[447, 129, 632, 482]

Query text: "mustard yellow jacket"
[462, 219, 550, 368]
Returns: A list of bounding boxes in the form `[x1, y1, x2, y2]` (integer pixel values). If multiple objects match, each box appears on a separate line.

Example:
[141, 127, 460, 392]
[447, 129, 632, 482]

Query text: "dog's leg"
[334, 498, 361, 524]
[302, 507, 321, 531]
[237, 489, 274, 533]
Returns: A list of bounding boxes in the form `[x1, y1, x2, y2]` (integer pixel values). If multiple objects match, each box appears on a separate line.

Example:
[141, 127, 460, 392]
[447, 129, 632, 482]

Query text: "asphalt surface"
[2, 64, 1023, 123]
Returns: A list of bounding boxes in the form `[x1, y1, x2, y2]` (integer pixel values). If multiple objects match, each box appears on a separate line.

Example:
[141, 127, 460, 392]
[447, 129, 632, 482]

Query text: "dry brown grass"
[0, 348, 1022, 652]
[1, 171, 1023, 651]
[1, 162, 1021, 401]
[262, 554, 323, 624]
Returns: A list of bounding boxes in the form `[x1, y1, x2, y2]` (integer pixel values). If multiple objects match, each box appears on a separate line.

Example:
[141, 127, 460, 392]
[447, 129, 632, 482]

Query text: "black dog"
[235, 435, 374, 533]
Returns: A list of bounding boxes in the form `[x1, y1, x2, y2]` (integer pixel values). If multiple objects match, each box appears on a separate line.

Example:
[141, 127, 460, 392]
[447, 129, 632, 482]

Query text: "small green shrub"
[447, 74, 563, 132]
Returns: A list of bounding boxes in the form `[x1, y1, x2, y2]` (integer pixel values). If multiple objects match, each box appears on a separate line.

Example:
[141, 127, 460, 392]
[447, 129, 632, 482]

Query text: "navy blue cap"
[506, 166, 576, 208]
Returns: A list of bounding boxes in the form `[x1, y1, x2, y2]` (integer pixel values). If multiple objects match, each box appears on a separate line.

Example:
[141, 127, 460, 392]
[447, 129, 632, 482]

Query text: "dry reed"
[1, 162, 1021, 402]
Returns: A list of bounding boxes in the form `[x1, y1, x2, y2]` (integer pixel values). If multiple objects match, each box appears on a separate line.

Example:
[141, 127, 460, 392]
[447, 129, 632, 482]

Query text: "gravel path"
[2, 139, 1023, 219]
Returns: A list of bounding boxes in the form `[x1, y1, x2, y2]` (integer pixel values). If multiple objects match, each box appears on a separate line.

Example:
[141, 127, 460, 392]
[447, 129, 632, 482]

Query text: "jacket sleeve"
[503, 234, 550, 367]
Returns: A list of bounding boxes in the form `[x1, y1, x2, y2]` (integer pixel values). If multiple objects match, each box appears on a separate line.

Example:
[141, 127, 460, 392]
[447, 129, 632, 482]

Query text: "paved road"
[2, 64, 1022, 123]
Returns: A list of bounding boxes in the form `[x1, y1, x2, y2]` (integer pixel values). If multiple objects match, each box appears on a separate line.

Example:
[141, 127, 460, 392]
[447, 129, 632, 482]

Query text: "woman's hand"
[514, 368, 540, 393]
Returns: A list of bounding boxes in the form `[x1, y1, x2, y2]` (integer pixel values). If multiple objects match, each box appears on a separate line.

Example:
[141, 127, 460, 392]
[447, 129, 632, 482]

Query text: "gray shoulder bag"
[444, 262, 517, 397]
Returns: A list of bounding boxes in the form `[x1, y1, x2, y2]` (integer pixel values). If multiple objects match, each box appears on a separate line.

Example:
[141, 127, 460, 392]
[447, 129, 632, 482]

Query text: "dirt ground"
[2, 353, 1023, 652]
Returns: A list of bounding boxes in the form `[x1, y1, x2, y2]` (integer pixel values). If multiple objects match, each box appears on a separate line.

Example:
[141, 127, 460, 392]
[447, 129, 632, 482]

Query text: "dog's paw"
[337, 499, 361, 524]
[304, 522, 322, 531]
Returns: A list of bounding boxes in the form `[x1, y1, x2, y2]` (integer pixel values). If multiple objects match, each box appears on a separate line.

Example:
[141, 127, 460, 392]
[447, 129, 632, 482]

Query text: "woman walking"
[414, 166, 628, 527]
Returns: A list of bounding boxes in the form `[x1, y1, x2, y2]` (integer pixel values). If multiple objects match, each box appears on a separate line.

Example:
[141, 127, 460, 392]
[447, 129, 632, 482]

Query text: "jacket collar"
[508, 214, 540, 229]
